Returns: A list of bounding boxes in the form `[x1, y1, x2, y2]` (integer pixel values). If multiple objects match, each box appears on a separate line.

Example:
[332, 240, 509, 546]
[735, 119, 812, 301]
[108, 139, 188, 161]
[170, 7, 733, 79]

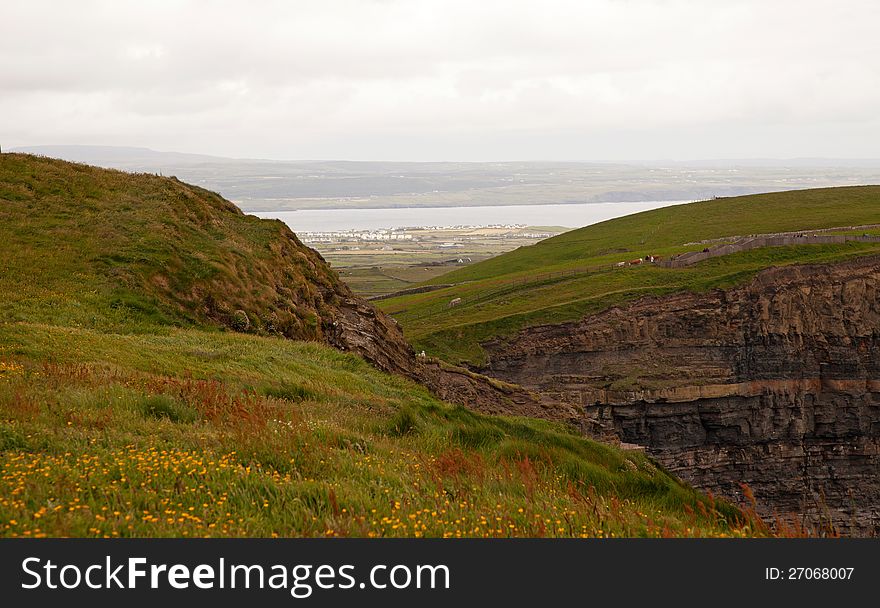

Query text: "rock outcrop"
[479, 256, 880, 535]
[324, 295, 580, 423]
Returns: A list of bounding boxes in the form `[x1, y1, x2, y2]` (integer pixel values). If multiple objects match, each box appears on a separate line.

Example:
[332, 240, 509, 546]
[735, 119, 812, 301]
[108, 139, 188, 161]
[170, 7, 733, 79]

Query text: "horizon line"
[8, 144, 880, 166]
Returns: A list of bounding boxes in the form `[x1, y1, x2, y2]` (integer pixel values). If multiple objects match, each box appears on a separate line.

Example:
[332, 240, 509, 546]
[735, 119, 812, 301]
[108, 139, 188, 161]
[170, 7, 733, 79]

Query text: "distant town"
[309, 224, 566, 297]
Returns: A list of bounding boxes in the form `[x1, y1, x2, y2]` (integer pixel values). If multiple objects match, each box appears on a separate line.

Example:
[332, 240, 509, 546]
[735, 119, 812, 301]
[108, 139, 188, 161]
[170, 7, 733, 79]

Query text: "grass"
[379, 187, 880, 366]
[336, 266, 461, 298]
[0, 153, 347, 341]
[0, 153, 768, 537]
[0, 323, 758, 538]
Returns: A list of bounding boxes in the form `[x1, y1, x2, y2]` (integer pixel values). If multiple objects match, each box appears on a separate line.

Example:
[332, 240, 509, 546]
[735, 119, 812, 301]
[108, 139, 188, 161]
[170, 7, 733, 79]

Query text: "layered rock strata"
[479, 256, 880, 534]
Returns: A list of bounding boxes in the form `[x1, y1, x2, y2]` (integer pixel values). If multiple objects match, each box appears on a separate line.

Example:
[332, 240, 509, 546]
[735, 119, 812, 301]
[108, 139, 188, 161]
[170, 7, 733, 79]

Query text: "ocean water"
[252, 200, 691, 232]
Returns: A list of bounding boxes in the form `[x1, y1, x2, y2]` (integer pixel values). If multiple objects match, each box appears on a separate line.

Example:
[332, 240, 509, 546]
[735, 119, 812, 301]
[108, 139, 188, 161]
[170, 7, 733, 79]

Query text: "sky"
[2, 0, 879, 161]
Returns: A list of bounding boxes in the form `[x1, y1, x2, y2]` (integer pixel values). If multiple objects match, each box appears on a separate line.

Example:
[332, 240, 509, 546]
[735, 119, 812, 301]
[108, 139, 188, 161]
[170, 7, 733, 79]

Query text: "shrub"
[262, 383, 316, 402]
[387, 406, 420, 436]
[0, 426, 28, 451]
[231, 309, 250, 332]
[138, 394, 199, 424]
[450, 423, 504, 448]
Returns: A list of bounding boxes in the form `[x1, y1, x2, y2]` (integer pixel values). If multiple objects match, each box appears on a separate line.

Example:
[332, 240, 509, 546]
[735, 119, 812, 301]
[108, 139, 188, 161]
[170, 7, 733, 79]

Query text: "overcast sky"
[2, 0, 879, 161]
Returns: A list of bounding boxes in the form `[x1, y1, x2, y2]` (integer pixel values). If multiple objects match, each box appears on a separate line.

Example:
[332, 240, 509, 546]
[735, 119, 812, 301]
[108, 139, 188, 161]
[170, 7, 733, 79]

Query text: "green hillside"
[0, 154, 757, 538]
[0, 153, 346, 340]
[379, 186, 880, 366]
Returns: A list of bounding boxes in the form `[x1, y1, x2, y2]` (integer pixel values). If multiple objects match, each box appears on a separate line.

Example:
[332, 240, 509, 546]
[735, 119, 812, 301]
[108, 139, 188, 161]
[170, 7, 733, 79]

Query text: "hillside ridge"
[0, 153, 573, 424]
[380, 186, 880, 366]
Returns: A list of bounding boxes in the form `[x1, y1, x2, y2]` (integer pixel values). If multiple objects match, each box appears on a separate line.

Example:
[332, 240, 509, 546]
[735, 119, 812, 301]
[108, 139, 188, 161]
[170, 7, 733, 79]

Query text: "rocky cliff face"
[323, 294, 579, 423]
[479, 256, 880, 535]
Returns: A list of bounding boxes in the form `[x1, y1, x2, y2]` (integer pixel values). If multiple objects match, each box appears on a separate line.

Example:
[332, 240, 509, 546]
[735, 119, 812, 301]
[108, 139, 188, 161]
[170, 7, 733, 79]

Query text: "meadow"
[379, 187, 880, 365]
[0, 323, 756, 538]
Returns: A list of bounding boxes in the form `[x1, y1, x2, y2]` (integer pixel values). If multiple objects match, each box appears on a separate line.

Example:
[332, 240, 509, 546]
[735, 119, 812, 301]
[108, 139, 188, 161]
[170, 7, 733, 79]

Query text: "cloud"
[2, 0, 878, 160]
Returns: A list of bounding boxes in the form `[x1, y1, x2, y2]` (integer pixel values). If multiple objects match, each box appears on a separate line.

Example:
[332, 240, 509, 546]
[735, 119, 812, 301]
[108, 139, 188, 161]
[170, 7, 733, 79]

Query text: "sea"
[251, 200, 691, 232]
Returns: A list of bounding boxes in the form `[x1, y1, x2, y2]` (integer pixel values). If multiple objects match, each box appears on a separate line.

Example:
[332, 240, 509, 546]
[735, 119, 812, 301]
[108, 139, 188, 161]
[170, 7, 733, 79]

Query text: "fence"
[658, 234, 880, 269]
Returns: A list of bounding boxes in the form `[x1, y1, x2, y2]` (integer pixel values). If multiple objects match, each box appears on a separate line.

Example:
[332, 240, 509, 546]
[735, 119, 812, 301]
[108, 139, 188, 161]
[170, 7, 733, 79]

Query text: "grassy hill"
[0, 153, 348, 340]
[378, 187, 880, 366]
[0, 153, 758, 537]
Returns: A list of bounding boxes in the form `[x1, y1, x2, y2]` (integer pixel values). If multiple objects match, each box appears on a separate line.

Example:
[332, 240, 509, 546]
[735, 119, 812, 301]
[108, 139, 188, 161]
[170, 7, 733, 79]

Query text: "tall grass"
[0, 323, 774, 538]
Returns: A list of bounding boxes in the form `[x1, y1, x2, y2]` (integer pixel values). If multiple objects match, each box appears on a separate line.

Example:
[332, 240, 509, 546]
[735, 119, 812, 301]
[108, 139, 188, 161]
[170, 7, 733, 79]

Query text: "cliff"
[324, 296, 578, 422]
[479, 255, 880, 534]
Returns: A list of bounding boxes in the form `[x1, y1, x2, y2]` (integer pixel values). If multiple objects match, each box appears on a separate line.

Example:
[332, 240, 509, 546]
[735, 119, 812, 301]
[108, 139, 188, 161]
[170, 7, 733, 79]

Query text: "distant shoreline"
[238, 195, 705, 214]
[253, 200, 692, 233]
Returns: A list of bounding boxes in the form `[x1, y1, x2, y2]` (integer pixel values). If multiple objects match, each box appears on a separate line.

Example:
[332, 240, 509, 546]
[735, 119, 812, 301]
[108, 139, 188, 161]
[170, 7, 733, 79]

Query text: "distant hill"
[379, 186, 880, 365]
[10, 145, 232, 167]
[12, 145, 880, 212]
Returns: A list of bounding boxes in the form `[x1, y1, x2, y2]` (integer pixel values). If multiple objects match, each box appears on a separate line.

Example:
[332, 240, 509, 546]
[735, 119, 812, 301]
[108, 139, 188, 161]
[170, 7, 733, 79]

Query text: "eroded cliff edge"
[479, 255, 880, 534]
[322, 294, 577, 422]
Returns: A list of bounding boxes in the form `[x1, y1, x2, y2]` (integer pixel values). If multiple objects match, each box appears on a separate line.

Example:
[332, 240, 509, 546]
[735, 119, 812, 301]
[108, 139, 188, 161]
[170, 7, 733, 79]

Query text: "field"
[379, 187, 880, 366]
[317, 226, 566, 297]
[0, 153, 765, 537]
[0, 323, 760, 538]
[336, 266, 457, 298]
